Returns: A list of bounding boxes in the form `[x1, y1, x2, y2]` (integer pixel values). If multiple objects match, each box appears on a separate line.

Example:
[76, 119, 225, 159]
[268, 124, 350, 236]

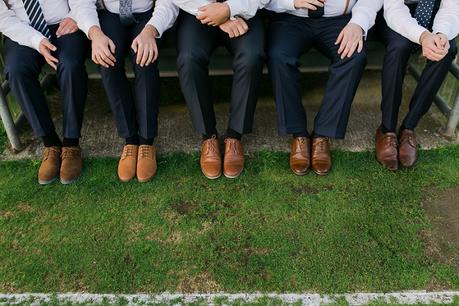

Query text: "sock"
[139, 136, 154, 146]
[63, 138, 79, 147]
[381, 124, 395, 134]
[202, 130, 218, 140]
[125, 135, 139, 145]
[293, 132, 309, 138]
[226, 129, 242, 140]
[312, 132, 327, 139]
[42, 131, 62, 148]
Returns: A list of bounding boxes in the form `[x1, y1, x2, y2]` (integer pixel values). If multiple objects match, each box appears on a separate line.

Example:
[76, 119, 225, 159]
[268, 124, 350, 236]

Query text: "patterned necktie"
[412, 0, 436, 53]
[414, 0, 435, 28]
[308, 4, 324, 18]
[119, 0, 137, 25]
[22, 0, 51, 39]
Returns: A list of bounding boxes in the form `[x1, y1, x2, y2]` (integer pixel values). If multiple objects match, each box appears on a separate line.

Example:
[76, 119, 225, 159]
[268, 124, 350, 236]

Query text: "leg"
[3, 38, 54, 138]
[52, 28, 89, 140]
[377, 16, 412, 132]
[98, 10, 137, 139]
[267, 13, 313, 136]
[313, 15, 367, 139]
[401, 42, 458, 130]
[129, 11, 160, 141]
[176, 12, 219, 136]
[225, 14, 265, 135]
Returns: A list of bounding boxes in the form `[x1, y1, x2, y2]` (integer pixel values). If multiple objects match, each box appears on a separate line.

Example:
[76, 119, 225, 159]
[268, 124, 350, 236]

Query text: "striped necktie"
[22, 0, 51, 39]
[119, 0, 137, 25]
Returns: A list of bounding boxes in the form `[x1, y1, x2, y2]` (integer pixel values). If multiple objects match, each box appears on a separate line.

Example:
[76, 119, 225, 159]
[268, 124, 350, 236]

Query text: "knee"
[234, 48, 265, 71]
[58, 56, 85, 75]
[176, 48, 209, 70]
[350, 50, 367, 67]
[267, 47, 295, 69]
[387, 37, 412, 56]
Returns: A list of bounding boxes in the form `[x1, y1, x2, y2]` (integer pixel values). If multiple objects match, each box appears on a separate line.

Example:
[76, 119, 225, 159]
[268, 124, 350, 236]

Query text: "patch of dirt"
[422, 186, 459, 273]
[171, 201, 198, 216]
[176, 270, 222, 293]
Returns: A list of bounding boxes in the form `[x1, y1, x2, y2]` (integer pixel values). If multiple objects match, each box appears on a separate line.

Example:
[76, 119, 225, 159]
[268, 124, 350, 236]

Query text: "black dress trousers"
[4, 25, 88, 139]
[176, 12, 265, 136]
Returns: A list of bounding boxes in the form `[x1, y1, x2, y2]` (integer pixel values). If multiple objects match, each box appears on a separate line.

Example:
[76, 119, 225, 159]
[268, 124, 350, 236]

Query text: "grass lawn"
[1, 146, 459, 294]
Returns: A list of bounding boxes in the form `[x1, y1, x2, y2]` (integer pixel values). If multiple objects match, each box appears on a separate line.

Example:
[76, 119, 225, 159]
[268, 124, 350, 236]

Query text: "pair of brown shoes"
[290, 137, 332, 176]
[118, 145, 157, 183]
[200, 136, 244, 179]
[375, 127, 418, 171]
[38, 146, 82, 185]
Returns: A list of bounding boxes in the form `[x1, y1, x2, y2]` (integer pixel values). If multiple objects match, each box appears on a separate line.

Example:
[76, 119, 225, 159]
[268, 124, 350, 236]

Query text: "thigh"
[52, 30, 89, 64]
[225, 14, 265, 57]
[98, 10, 131, 61]
[176, 11, 218, 57]
[314, 15, 354, 62]
[3, 37, 44, 75]
[267, 13, 312, 60]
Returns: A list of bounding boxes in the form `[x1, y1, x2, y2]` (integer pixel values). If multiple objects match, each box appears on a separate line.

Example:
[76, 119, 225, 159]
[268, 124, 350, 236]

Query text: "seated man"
[151, 0, 268, 179]
[374, 0, 459, 170]
[266, 0, 383, 176]
[73, 0, 174, 183]
[0, 0, 88, 185]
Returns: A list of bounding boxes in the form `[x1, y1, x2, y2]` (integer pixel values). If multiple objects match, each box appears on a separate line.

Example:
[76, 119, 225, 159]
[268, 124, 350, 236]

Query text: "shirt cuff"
[349, 15, 370, 36]
[409, 25, 428, 44]
[30, 32, 46, 52]
[225, 0, 244, 18]
[432, 25, 453, 40]
[147, 18, 166, 38]
[279, 0, 296, 11]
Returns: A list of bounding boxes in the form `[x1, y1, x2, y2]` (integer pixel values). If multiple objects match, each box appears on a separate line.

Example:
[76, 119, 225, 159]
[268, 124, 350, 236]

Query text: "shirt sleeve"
[225, 0, 268, 19]
[0, 0, 45, 51]
[432, 0, 459, 40]
[349, 0, 383, 35]
[147, 0, 180, 37]
[71, 0, 100, 37]
[383, 0, 427, 44]
[264, 0, 296, 12]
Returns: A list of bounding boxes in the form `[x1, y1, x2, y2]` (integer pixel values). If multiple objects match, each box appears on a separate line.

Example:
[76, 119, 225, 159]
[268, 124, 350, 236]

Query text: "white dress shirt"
[384, 0, 459, 44]
[148, 0, 268, 37]
[265, 0, 384, 34]
[73, 0, 169, 37]
[0, 0, 75, 51]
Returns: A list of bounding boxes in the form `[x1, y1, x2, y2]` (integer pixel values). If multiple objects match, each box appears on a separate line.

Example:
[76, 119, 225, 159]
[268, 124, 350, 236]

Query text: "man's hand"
[434, 33, 450, 52]
[294, 0, 325, 10]
[420, 31, 448, 61]
[89, 26, 116, 68]
[335, 22, 364, 59]
[197, 2, 230, 26]
[131, 25, 159, 67]
[219, 17, 249, 38]
[39, 39, 58, 70]
[56, 17, 79, 38]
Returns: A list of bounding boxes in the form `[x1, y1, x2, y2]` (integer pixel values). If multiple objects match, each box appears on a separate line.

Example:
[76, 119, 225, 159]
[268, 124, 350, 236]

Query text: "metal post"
[440, 91, 459, 140]
[0, 81, 22, 151]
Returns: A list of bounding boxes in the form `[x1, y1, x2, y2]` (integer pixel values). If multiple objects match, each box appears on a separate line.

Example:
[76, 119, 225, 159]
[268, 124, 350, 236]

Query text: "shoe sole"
[38, 177, 58, 185]
[137, 175, 156, 183]
[313, 169, 330, 176]
[223, 171, 243, 179]
[203, 172, 222, 180]
[376, 160, 399, 171]
[292, 169, 309, 176]
[60, 175, 80, 185]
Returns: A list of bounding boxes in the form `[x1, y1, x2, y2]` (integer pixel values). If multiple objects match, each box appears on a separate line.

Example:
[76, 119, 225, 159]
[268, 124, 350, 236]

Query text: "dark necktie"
[412, 0, 436, 53]
[22, 0, 51, 39]
[308, 3, 324, 18]
[119, 0, 137, 25]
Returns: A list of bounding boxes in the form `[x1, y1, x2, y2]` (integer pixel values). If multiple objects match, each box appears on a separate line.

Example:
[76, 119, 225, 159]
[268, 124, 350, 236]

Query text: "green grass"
[1, 147, 459, 294]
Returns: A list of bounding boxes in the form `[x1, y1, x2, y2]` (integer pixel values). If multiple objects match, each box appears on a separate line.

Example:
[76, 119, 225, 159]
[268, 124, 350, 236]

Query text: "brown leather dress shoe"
[375, 127, 398, 171]
[60, 147, 83, 185]
[223, 138, 245, 179]
[399, 129, 418, 168]
[38, 146, 61, 185]
[290, 137, 310, 176]
[311, 137, 332, 176]
[200, 136, 222, 179]
[137, 145, 157, 183]
[118, 145, 139, 182]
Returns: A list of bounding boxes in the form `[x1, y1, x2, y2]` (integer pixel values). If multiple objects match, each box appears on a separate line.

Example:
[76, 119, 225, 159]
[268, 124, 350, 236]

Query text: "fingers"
[42, 48, 58, 70]
[108, 39, 116, 54]
[357, 39, 363, 53]
[42, 39, 57, 52]
[335, 30, 344, 45]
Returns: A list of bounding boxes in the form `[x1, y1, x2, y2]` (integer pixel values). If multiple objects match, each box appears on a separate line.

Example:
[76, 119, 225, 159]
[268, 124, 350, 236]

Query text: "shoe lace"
[43, 147, 60, 161]
[140, 146, 152, 158]
[206, 136, 218, 155]
[62, 148, 80, 160]
[122, 146, 135, 158]
[383, 135, 398, 148]
[225, 139, 240, 155]
[316, 137, 329, 151]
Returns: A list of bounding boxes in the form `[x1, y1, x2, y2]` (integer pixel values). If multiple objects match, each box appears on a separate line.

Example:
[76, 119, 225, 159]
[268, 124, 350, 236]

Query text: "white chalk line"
[1, 291, 459, 305]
